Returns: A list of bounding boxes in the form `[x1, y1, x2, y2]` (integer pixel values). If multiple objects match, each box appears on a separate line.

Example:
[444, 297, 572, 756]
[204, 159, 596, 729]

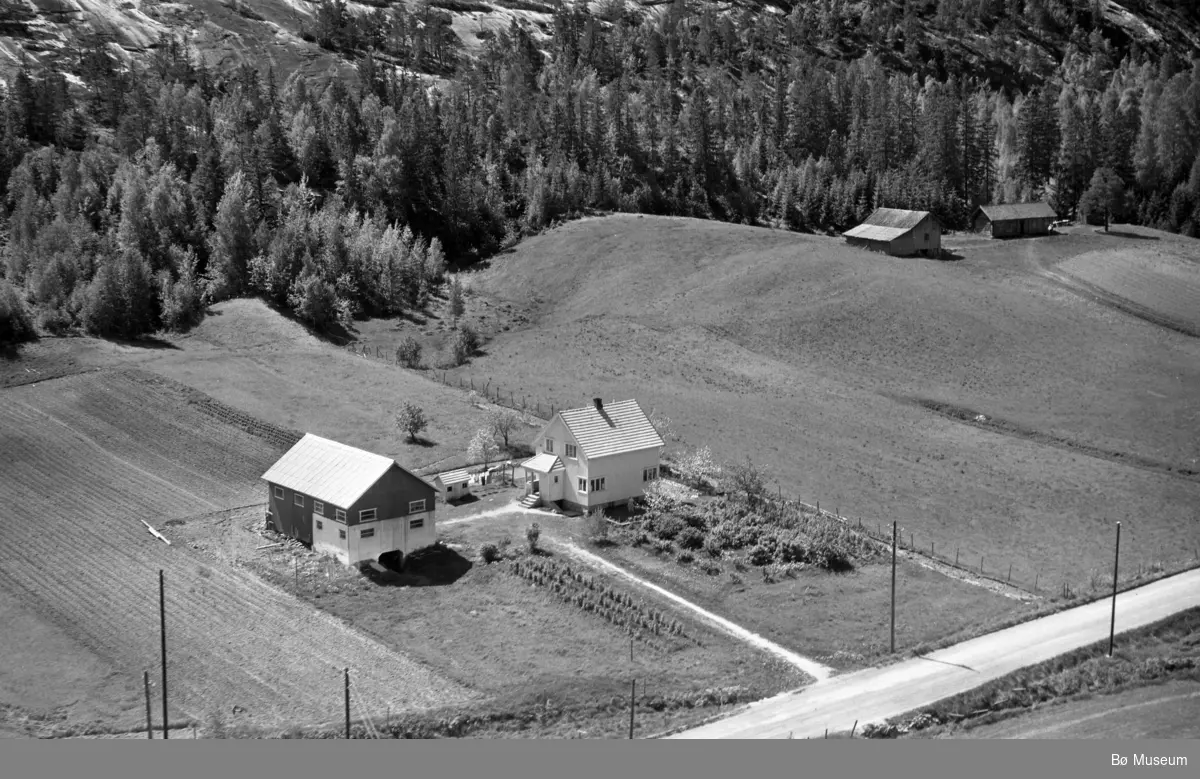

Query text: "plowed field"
[0, 371, 475, 734]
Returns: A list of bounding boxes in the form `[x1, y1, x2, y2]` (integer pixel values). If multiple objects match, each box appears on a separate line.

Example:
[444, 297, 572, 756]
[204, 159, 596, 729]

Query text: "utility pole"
[144, 671, 153, 739]
[890, 521, 897, 654]
[629, 679, 636, 739]
[160, 569, 168, 739]
[344, 668, 351, 739]
[1109, 522, 1121, 657]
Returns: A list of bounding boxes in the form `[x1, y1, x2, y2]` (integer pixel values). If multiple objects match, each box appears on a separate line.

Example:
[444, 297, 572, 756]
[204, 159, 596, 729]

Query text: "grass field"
[0, 299, 519, 476]
[0, 371, 475, 736]
[377, 215, 1200, 592]
[1055, 243, 1200, 335]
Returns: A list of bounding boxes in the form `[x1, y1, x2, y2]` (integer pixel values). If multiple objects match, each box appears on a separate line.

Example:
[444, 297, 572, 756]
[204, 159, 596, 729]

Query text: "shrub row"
[510, 557, 698, 646]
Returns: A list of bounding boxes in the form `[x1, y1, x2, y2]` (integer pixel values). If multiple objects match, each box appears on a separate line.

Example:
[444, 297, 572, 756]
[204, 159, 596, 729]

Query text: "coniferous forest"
[2, 0, 1200, 344]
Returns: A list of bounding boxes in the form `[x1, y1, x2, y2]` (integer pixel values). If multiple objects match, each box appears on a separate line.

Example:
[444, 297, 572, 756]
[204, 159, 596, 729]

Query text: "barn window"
[924, 233, 930, 242]
[316, 520, 323, 530]
[565, 443, 577, 458]
[408, 499, 426, 513]
[578, 477, 587, 492]
[273, 486, 284, 499]
[294, 493, 305, 507]
[335, 509, 346, 522]
[313, 501, 324, 516]
[545, 438, 554, 453]
[360, 528, 375, 539]
[359, 508, 377, 522]
[338, 529, 346, 540]
[409, 517, 424, 529]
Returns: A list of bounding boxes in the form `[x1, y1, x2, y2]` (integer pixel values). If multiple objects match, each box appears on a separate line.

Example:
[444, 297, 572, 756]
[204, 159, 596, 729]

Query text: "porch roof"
[521, 453, 565, 473]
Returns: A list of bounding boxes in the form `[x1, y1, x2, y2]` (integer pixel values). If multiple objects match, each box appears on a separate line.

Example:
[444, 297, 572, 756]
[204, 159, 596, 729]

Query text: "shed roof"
[859, 208, 934, 229]
[261, 433, 400, 508]
[976, 202, 1057, 222]
[557, 399, 665, 459]
[521, 453, 565, 473]
[842, 224, 907, 243]
[433, 468, 471, 486]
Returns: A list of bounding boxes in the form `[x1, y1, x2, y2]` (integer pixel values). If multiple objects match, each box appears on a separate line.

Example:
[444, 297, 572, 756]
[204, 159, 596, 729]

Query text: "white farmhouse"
[520, 398, 664, 513]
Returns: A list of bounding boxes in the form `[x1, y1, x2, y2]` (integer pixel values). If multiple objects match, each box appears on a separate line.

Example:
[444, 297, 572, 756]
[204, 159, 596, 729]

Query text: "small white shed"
[432, 468, 472, 501]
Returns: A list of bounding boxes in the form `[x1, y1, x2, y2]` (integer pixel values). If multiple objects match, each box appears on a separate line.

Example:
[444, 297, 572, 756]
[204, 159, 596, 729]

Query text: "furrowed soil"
[397, 216, 1200, 592]
[0, 371, 475, 736]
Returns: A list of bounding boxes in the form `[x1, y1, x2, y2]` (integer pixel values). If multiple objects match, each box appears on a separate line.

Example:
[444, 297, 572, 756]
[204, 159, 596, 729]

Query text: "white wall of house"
[580, 447, 661, 507]
[312, 510, 438, 566]
[536, 416, 587, 506]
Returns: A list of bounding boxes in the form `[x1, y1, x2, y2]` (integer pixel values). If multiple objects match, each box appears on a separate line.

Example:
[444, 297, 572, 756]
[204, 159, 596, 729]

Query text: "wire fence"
[708, 483, 1200, 604]
[338, 339, 568, 421]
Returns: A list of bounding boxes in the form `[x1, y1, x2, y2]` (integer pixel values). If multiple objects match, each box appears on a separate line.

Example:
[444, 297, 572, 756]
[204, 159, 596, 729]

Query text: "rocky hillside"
[1, 0, 1198, 91]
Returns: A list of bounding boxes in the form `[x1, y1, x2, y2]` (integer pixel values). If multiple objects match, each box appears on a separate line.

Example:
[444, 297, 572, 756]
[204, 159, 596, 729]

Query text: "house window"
[545, 438, 554, 453]
[294, 493, 305, 507]
[316, 520, 324, 530]
[338, 529, 346, 540]
[335, 509, 346, 522]
[409, 517, 425, 529]
[554, 475, 559, 483]
[590, 477, 605, 492]
[359, 508, 377, 522]
[313, 501, 324, 516]
[360, 528, 375, 539]
[578, 477, 587, 492]
[924, 232, 930, 242]
[273, 486, 284, 499]
[565, 443, 577, 458]
[643, 467, 658, 482]
[408, 499, 426, 513]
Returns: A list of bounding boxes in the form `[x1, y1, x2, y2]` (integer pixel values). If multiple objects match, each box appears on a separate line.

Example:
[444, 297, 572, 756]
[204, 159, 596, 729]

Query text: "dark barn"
[972, 202, 1059, 238]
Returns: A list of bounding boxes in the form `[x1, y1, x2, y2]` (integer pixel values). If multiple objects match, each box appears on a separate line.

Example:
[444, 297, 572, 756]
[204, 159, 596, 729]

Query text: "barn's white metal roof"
[521, 453, 565, 472]
[842, 224, 907, 242]
[261, 433, 397, 508]
[433, 468, 471, 485]
[557, 399, 665, 459]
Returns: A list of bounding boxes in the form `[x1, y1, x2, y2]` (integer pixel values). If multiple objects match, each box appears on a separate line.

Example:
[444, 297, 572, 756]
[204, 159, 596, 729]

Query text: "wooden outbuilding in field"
[971, 202, 1058, 238]
[520, 398, 664, 514]
[431, 468, 472, 501]
[843, 208, 942, 257]
[262, 433, 437, 567]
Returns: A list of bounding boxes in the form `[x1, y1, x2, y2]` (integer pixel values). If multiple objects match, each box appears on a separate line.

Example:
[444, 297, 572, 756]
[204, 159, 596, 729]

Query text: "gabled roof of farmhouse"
[843, 208, 934, 243]
[557, 399, 665, 459]
[975, 202, 1058, 221]
[434, 468, 471, 486]
[261, 433, 403, 508]
[521, 453, 565, 473]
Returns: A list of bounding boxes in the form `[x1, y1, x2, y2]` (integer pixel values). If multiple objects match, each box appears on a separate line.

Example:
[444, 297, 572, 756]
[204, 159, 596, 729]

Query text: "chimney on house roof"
[593, 397, 603, 411]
